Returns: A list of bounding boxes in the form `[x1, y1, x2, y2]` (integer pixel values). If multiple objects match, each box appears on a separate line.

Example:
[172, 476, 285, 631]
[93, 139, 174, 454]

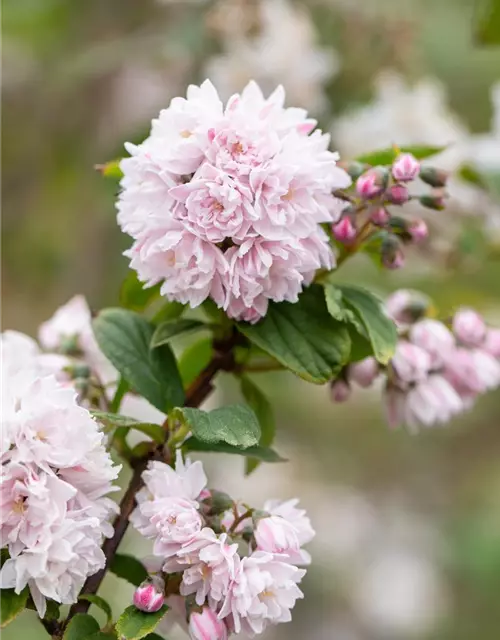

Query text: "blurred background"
[2, 0, 500, 638]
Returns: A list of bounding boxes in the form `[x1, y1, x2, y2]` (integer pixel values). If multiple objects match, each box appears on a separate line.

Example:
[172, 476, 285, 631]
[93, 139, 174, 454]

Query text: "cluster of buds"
[334, 153, 449, 269]
[130, 453, 314, 638]
[330, 290, 500, 431]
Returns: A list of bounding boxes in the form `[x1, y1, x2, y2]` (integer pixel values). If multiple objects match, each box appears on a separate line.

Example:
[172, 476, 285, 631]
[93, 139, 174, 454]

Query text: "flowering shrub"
[1, 80, 499, 639]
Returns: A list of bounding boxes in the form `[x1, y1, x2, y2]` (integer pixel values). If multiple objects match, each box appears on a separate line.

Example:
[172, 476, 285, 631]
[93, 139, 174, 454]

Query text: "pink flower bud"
[332, 217, 356, 243]
[387, 184, 409, 205]
[189, 607, 228, 640]
[391, 341, 431, 384]
[356, 169, 385, 199]
[484, 328, 500, 358]
[392, 153, 420, 182]
[133, 579, 165, 613]
[255, 515, 300, 554]
[348, 357, 379, 388]
[330, 379, 351, 402]
[409, 319, 455, 368]
[453, 308, 487, 347]
[408, 219, 428, 242]
[370, 206, 390, 226]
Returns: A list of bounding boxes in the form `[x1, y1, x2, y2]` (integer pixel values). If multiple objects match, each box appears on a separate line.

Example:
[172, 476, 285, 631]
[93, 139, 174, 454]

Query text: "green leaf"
[356, 145, 445, 166]
[151, 319, 207, 348]
[116, 605, 168, 640]
[240, 377, 276, 474]
[141, 635, 164, 640]
[120, 272, 161, 312]
[63, 613, 100, 640]
[91, 411, 165, 444]
[109, 554, 148, 587]
[0, 587, 29, 628]
[175, 404, 260, 448]
[475, 0, 500, 44]
[151, 301, 186, 325]
[184, 437, 286, 462]
[178, 337, 213, 387]
[78, 595, 112, 624]
[324, 283, 365, 335]
[238, 286, 351, 384]
[95, 159, 123, 179]
[93, 309, 184, 413]
[336, 285, 397, 365]
[86, 634, 117, 640]
[457, 164, 489, 189]
[483, 171, 500, 200]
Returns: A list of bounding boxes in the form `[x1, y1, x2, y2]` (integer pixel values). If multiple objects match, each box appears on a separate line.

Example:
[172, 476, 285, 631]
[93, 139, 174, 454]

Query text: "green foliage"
[238, 286, 351, 384]
[151, 301, 186, 325]
[178, 337, 213, 387]
[174, 404, 261, 448]
[184, 437, 285, 462]
[240, 376, 276, 474]
[109, 554, 148, 587]
[93, 309, 184, 412]
[63, 614, 100, 640]
[0, 586, 29, 628]
[325, 284, 398, 364]
[355, 145, 445, 166]
[91, 411, 165, 444]
[86, 634, 117, 640]
[151, 319, 207, 348]
[78, 595, 112, 624]
[120, 272, 161, 312]
[475, 0, 500, 44]
[96, 159, 123, 179]
[115, 605, 169, 640]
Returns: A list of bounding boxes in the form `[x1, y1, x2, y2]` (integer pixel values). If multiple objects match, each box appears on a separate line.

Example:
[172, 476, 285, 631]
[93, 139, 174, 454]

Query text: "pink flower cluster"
[130, 452, 314, 637]
[330, 290, 500, 432]
[0, 341, 120, 617]
[117, 80, 350, 322]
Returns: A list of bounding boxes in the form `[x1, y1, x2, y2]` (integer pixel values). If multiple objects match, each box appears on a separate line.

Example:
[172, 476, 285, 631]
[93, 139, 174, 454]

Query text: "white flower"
[263, 498, 315, 565]
[409, 319, 455, 368]
[391, 341, 431, 385]
[1, 330, 70, 381]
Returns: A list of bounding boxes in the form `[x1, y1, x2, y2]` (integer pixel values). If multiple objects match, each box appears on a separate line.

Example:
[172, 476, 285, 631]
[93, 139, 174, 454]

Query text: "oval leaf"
[109, 554, 148, 587]
[337, 285, 397, 365]
[178, 337, 213, 387]
[175, 404, 260, 448]
[356, 145, 445, 166]
[240, 377, 276, 474]
[93, 309, 184, 413]
[0, 587, 29, 628]
[116, 605, 168, 640]
[91, 411, 165, 444]
[238, 286, 351, 384]
[120, 272, 161, 312]
[78, 595, 112, 624]
[63, 613, 100, 640]
[151, 319, 207, 348]
[184, 437, 285, 462]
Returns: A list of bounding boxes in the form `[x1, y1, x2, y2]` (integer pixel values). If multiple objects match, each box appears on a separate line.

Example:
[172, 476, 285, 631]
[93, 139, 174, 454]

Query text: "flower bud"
[68, 363, 91, 380]
[381, 235, 405, 269]
[452, 308, 487, 347]
[391, 341, 431, 384]
[408, 219, 428, 242]
[133, 578, 165, 613]
[370, 206, 390, 226]
[189, 607, 228, 640]
[419, 167, 448, 188]
[387, 184, 410, 205]
[332, 217, 357, 243]
[206, 490, 234, 516]
[348, 357, 379, 388]
[338, 160, 366, 181]
[392, 153, 420, 182]
[419, 193, 445, 210]
[484, 329, 500, 358]
[409, 319, 455, 368]
[356, 167, 388, 198]
[330, 379, 351, 402]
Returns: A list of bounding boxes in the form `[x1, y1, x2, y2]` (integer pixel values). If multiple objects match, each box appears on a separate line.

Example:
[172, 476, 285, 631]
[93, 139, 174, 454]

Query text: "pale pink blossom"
[330, 379, 351, 403]
[219, 551, 305, 635]
[189, 607, 228, 640]
[387, 184, 409, 205]
[255, 515, 300, 555]
[332, 217, 356, 243]
[117, 80, 349, 321]
[409, 319, 455, 368]
[263, 498, 315, 565]
[392, 153, 420, 182]
[452, 308, 487, 347]
[348, 357, 379, 388]
[391, 341, 431, 384]
[133, 578, 165, 613]
[408, 219, 428, 242]
[356, 170, 384, 198]
[1, 330, 70, 381]
[444, 348, 500, 399]
[384, 290, 430, 326]
[484, 328, 500, 358]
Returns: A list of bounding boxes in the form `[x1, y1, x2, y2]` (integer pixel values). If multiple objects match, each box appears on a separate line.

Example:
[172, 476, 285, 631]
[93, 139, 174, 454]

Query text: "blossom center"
[180, 130, 192, 139]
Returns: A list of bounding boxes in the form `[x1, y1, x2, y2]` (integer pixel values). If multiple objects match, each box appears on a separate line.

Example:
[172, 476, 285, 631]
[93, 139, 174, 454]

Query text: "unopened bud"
[59, 334, 81, 356]
[133, 577, 165, 613]
[356, 166, 388, 198]
[392, 153, 420, 182]
[330, 379, 351, 403]
[69, 363, 91, 380]
[370, 206, 390, 226]
[381, 235, 405, 269]
[189, 607, 228, 640]
[419, 193, 445, 210]
[452, 308, 487, 347]
[419, 167, 448, 188]
[387, 184, 410, 205]
[332, 217, 357, 243]
[338, 160, 366, 181]
[408, 219, 428, 242]
[206, 490, 234, 516]
[348, 357, 379, 388]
